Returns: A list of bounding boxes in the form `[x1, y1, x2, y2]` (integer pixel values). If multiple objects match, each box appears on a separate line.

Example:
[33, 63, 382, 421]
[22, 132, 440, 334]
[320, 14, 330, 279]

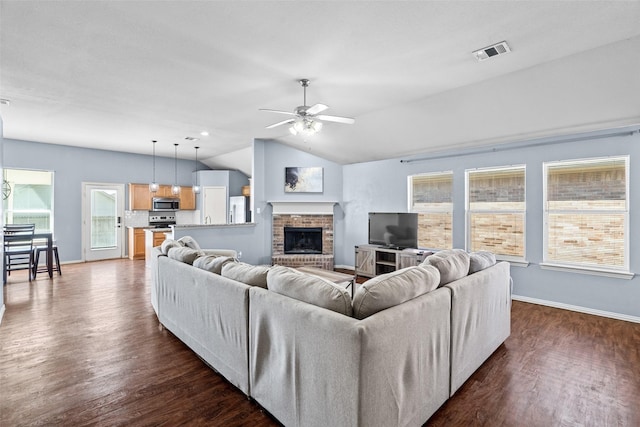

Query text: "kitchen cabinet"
[128, 183, 152, 210]
[179, 186, 196, 210]
[156, 185, 173, 198]
[129, 183, 195, 210]
[128, 228, 146, 260]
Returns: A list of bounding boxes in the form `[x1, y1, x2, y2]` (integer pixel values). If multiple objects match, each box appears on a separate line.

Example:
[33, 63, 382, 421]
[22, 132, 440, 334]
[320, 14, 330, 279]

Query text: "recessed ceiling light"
[200, 131, 209, 136]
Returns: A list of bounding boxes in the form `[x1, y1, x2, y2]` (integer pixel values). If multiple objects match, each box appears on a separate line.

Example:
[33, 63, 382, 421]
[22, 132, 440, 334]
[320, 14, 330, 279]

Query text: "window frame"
[408, 170, 453, 250]
[465, 164, 527, 262]
[3, 168, 55, 235]
[542, 155, 630, 276]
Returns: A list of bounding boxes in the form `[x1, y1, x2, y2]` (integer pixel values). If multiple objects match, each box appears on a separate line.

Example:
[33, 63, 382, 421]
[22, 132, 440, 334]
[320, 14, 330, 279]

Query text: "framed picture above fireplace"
[285, 167, 323, 193]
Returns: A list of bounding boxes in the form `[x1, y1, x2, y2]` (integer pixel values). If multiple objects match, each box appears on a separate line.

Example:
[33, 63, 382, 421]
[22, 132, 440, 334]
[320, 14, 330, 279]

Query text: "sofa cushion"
[267, 265, 353, 316]
[160, 238, 183, 255]
[167, 246, 202, 265]
[221, 262, 270, 288]
[193, 255, 237, 275]
[352, 265, 440, 319]
[177, 235, 202, 251]
[469, 251, 497, 274]
[421, 249, 470, 286]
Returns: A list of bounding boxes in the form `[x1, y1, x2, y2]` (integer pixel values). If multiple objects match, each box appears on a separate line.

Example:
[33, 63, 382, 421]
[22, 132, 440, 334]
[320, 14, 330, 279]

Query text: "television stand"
[355, 244, 432, 279]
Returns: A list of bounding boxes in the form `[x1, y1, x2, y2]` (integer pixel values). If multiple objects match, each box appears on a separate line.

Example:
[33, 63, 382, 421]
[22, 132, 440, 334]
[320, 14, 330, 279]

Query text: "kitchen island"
[144, 228, 172, 267]
[169, 223, 264, 265]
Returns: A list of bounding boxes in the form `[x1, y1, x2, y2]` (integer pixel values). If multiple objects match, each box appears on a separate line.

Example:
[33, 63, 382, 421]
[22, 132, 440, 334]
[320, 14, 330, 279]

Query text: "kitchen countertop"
[172, 223, 256, 229]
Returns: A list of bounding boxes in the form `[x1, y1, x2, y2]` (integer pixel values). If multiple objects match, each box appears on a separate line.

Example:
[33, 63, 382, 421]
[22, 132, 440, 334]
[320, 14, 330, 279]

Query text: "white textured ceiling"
[1, 1, 640, 175]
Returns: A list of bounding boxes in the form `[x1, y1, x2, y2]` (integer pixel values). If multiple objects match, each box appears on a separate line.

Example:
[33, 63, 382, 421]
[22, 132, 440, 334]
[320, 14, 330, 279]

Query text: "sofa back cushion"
[193, 255, 237, 275]
[177, 235, 201, 251]
[468, 251, 497, 274]
[267, 266, 353, 316]
[160, 238, 183, 255]
[221, 262, 270, 288]
[167, 246, 203, 265]
[421, 249, 470, 286]
[352, 265, 440, 320]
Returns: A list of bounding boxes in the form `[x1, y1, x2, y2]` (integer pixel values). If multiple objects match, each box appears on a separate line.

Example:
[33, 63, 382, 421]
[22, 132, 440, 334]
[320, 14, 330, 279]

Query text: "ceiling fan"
[260, 79, 355, 136]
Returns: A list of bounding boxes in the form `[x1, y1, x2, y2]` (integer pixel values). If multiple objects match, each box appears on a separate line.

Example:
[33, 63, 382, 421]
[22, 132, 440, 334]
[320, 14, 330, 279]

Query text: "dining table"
[3, 231, 54, 281]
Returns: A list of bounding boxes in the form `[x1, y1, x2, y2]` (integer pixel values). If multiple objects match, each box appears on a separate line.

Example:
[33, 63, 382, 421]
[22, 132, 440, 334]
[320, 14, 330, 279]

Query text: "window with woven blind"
[466, 165, 526, 259]
[543, 156, 628, 270]
[408, 171, 453, 249]
[3, 169, 54, 234]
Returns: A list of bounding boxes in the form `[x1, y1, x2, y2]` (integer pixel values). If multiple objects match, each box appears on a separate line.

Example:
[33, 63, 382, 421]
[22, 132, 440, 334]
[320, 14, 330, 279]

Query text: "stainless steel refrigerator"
[229, 196, 250, 223]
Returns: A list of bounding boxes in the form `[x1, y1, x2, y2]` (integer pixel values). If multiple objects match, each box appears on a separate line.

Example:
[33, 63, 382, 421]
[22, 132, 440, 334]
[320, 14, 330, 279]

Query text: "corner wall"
[338, 127, 640, 319]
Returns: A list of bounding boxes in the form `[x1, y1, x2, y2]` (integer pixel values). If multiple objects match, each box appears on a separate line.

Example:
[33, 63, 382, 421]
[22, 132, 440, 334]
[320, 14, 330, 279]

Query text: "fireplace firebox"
[284, 227, 323, 254]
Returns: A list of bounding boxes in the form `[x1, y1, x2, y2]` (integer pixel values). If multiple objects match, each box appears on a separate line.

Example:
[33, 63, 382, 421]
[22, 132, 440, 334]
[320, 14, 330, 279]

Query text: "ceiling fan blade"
[259, 108, 297, 116]
[306, 103, 329, 115]
[266, 118, 296, 129]
[317, 114, 355, 125]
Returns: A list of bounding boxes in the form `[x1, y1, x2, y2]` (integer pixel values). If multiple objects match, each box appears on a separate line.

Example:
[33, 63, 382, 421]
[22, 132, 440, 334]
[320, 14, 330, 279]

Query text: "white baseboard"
[0, 304, 5, 326]
[334, 264, 355, 271]
[512, 294, 640, 324]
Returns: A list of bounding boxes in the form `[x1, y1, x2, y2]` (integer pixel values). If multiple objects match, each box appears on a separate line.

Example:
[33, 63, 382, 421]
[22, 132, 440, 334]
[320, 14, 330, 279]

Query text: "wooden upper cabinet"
[180, 186, 196, 210]
[128, 183, 151, 210]
[156, 185, 173, 198]
[129, 183, 194, 210]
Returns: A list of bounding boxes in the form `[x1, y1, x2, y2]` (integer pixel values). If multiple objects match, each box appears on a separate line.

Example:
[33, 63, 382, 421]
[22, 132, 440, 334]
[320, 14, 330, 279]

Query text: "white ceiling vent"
[472, 41, 511, 61]
[184, 136, 199, 141]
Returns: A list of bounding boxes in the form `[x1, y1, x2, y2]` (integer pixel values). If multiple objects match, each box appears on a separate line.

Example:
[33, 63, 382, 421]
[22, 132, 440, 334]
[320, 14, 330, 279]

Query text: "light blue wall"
[3, 138, 207, 262]
[183, 139, 344, 266]
[338, 127, 640, 318]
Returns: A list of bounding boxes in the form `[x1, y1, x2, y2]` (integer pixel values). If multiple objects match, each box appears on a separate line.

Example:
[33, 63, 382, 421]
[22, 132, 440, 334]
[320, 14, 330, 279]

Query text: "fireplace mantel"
[269, 201, 338, 215]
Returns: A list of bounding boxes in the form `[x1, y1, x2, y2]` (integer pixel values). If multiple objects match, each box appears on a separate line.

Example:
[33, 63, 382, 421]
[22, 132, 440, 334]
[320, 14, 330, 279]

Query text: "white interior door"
[82, 183, 125, 261]
[203, 186, 227, 224]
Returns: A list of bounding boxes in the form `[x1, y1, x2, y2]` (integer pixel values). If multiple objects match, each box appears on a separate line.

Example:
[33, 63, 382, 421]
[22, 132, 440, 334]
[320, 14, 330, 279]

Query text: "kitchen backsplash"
[124, 210, 149, 227]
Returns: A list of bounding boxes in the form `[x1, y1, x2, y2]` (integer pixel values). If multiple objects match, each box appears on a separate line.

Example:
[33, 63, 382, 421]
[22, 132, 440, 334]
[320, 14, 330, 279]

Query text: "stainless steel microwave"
[152, 197, 180, 211]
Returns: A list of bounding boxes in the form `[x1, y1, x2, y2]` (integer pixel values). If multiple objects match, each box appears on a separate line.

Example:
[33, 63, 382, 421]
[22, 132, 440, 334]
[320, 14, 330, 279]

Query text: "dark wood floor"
[1, 260, 639, 426]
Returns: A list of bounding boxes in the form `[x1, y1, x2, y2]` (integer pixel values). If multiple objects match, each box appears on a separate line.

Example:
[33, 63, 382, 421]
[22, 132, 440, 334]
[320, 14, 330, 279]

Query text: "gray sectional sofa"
[150, 242, 511, 427]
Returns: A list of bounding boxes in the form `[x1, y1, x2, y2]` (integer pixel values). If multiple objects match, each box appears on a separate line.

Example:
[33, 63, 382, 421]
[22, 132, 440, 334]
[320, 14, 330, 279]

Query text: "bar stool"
[33, 243, 62, 278]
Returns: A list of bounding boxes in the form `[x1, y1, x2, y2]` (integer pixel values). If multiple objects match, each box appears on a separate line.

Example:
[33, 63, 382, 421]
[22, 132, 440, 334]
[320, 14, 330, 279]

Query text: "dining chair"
[3, 223, 36, 284]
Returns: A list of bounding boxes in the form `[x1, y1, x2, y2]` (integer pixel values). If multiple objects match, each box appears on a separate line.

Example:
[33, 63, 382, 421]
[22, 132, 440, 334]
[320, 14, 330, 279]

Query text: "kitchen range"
[149, 212, 176, 229]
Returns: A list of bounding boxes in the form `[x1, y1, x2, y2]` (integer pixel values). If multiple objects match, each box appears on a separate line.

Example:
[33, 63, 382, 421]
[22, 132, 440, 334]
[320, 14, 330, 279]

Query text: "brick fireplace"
[271, 202, 336, 270]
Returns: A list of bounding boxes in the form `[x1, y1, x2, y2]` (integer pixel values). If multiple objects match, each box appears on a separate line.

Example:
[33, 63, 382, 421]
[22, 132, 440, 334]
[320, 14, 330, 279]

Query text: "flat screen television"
[368, 212, 418, 249]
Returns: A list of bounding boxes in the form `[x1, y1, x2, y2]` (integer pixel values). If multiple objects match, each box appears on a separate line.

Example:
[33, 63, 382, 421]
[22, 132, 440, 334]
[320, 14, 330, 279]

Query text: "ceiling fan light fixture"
[290, 118, 322, 136]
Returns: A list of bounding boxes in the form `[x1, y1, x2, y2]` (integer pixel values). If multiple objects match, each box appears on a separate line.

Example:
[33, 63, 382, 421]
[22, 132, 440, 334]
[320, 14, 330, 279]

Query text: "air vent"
[472, 41, 511, 62]
[184, 136, 199, 141]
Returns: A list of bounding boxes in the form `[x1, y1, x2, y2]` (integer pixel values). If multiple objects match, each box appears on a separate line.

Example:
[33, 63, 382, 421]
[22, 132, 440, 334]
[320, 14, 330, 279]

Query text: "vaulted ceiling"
[2, 1, 639, 176]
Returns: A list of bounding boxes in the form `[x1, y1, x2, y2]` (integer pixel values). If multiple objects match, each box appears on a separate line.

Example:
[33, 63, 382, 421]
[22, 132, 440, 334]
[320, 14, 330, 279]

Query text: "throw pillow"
[221, 262, 270, 288]
[177, 235, 201, 251]
[193, 255, 237, 275]
[468, 251, 497, 274]
[167, 246, 202, 265]
[161, 239, 184, 255]
[352, 265, 440, 320]
[421, 249, 470, 286]
[267, 265, 353, 316]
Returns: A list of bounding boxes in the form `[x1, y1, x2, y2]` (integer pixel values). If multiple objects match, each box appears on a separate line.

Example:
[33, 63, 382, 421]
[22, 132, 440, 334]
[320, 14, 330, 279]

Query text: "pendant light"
[193, 146, 201, 194]
[149, 140, 159, 193]
[171, 143, 181, 196]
